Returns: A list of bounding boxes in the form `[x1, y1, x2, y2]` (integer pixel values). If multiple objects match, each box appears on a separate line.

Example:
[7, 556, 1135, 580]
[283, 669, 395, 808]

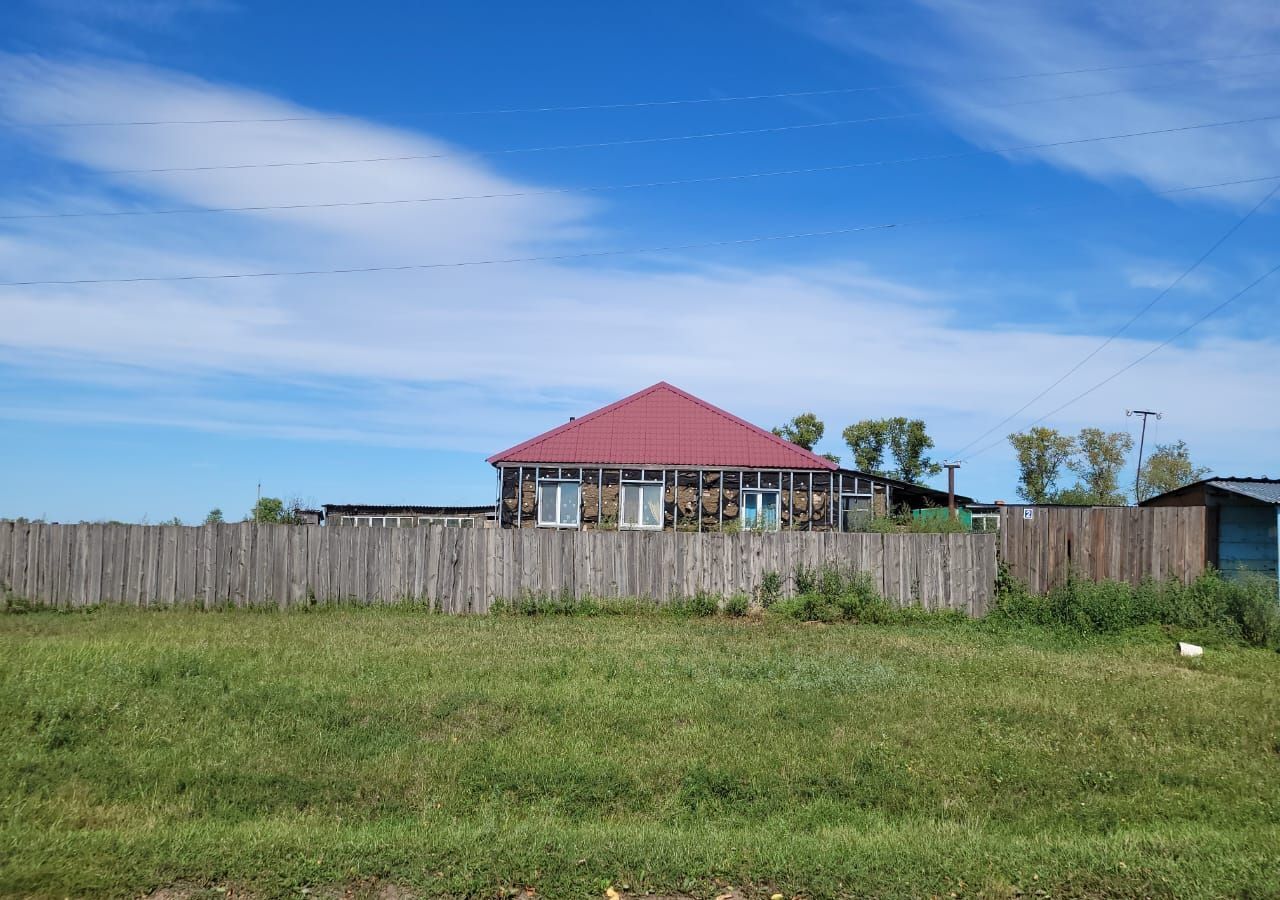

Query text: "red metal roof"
[487, 382, 838, 470]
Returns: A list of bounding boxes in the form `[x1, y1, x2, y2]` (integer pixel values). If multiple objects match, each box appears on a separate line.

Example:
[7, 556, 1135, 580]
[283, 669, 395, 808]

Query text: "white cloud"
[791, 0, 1280, 204]
[1, 51, 1279, 500]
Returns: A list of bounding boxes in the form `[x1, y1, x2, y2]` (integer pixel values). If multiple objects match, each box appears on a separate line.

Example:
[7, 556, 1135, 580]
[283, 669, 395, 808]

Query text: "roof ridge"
[485, 382, 668, 464]
[654, 382, 837, 469]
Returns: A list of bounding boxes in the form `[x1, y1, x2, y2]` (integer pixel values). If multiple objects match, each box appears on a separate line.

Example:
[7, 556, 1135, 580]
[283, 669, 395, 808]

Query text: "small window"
[459, 517, 474, 528]
[842, 496, 873, 531]
[340, 516, 354, 526]
[742, 490, 780, 531]
[620, 482, 663, 529]
[538, 481, 580, 528]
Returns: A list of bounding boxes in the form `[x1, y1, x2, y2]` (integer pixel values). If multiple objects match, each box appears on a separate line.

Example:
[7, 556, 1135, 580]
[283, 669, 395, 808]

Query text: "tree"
[843, 417, 941, 484]
[249, 497, 285, 523]
[842, 420, 890, 474]
[772, 412, 824, 451]
[204, 508, 224, 525]
[1063, 428, 1134, 505]
[1138, 441, 1210, 501]
[1009, 427, 1075, 503]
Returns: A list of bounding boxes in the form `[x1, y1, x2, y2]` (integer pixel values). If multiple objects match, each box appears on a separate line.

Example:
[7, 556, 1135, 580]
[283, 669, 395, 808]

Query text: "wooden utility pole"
[1126, 409, 1162, 501]
[944, 462, 961, 518]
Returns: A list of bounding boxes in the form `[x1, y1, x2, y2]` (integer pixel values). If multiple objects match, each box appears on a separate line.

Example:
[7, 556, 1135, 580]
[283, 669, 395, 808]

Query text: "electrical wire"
[5, 48, 1278, 127]
[88, 69, 1280, 177]
[2, 172, 1276, 288]
[8, 111, 1280, 221]
[960, 260, 1280, 462]
[944, 179, 1280, 460]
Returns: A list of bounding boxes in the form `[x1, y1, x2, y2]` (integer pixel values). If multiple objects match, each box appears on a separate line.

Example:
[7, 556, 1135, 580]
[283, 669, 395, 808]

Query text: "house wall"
[326, 508, 491, 528]
[496, 466, 909, 531]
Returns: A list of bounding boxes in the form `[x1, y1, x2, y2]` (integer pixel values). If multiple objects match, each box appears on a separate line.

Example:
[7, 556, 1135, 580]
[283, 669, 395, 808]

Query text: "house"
[1140, 477, 1279, 583]
[323, 504, 497, 528]
[486, 382, 968, 531]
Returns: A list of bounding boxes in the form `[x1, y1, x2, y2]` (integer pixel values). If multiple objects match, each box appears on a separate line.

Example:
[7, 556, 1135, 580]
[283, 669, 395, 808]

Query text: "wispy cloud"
[790, 0, 1280, 205]
[1, 52, 1279, 485]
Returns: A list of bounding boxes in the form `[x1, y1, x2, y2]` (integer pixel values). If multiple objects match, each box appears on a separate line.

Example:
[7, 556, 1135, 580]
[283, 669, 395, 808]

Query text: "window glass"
[641, 484, 662, 527]
[538, 481, 580, 527]
[621, 484, 640, 526]
[742, 491, 780, 531]
[538, 484, 558, 524]
[460, 517, 474, 528]
[621, 483, 662, 528]
[559, 483, 580, 525]
[340, 517, 354, 526]
[843, 496, 873, 531]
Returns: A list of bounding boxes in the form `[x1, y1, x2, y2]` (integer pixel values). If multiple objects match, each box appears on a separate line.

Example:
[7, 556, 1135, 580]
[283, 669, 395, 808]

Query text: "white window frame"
[619, 480, 664, 530]
[741, 489, 781, 532]
[537, 479, 581, 529]
[971, 513, 1000, 533]
[841, 495, 874, 531]
[417, 516, 475, 528]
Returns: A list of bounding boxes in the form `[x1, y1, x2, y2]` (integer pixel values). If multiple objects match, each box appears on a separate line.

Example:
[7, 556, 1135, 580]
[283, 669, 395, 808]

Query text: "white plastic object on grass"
[1177, 642, 1204, 657]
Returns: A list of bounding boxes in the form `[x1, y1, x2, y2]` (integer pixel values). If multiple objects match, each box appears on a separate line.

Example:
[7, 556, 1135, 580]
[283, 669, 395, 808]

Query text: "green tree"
[842, 420, 890, 474]
[1138, 441, 1211, 501]
[772, 412, 825, 451]
[204, 508, 224, 525]
[1061, 428, 1134, 505]
[1009, 427, 1075, 503]
[844, 417, 941, 484]
[250, 497, 286, 523]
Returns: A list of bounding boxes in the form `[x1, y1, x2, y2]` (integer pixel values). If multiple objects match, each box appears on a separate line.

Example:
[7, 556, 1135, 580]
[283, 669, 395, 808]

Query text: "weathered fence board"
[999, 506, 1209, 593]
[0, 522, 997, 614]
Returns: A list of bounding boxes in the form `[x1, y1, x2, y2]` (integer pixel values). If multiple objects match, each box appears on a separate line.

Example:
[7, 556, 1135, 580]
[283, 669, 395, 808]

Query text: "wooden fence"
[0, 521, 997, 614]
[999, 506, 1210, 593]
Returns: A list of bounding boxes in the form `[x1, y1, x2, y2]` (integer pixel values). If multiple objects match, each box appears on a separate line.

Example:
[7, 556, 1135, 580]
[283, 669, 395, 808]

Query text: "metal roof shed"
[1140, 477, 1280, 585]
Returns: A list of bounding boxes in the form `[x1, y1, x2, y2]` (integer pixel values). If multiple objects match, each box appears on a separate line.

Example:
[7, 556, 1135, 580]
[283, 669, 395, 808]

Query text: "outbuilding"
[1139, 477, 1279, 583]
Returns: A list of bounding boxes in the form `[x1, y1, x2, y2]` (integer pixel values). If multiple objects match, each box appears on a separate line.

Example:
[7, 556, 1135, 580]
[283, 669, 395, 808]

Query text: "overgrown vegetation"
[1, 603, 1278, 899]
[990, 566, 1280, 648]
[492, 565, 1279, 650]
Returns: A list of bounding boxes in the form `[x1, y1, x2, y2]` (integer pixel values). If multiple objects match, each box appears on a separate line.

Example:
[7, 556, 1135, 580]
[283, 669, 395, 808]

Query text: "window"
[971, 514, 1000, 533]
[741, 490, 780, 531]
[620, 482, 663, 529]
[842, 496, 873, 531]
[340, 516, 355, 526]
[537, 481, 580, 528]
[417, 516, 477, 528]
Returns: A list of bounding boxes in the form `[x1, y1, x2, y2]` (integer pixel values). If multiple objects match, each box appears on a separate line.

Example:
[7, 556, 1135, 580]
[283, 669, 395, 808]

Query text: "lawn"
[0, 608, 1277, 899]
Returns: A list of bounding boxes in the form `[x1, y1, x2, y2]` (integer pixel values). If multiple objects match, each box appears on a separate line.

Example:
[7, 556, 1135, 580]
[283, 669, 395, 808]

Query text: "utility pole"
[944, 462, 961, 518]
[1126, 409, 1162, 502]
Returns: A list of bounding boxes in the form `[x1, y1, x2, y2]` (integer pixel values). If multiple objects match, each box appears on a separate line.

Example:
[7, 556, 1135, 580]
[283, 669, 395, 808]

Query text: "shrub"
[722, 594, 750, 617]
[793, 564, 818, 595]
[669, 591, 719, 618]
[989, 567, 1280, 648]
[757, 571, 783, 608]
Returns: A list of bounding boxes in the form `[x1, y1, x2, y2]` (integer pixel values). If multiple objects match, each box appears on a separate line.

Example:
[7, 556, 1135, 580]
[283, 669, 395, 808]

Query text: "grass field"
[1, 607, 1278, 899]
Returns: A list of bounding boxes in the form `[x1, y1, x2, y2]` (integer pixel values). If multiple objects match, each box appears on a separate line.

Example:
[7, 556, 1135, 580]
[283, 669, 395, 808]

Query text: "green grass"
[1, 608, 1278, 898]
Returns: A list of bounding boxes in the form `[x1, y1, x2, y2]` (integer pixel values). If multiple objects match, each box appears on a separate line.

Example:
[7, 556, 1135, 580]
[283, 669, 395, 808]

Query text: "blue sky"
[1, 0, 1278, 522]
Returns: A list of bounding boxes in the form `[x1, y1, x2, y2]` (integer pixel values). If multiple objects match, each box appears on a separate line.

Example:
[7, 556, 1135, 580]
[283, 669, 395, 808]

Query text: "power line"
[6, 48, 1278, 127]
[945, 178, 1280, 460]
[9, 111, 1280, 221]
[92, 70, 1280, 177]
[3, 172, 1276, 288]
[960, 260, 1280, 462]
